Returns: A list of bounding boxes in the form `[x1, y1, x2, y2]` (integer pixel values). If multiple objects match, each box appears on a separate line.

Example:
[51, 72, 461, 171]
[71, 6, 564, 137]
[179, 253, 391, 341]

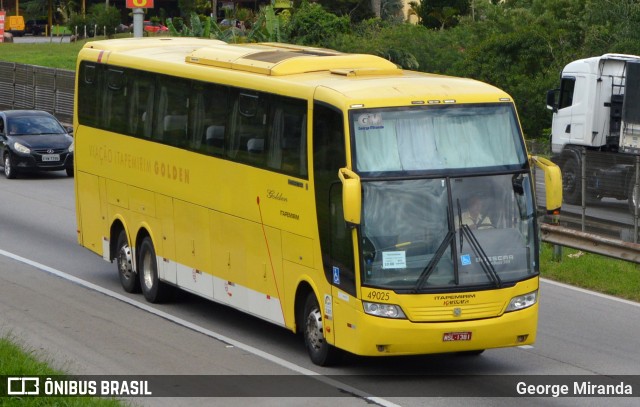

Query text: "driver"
[461, 195, 492, 229]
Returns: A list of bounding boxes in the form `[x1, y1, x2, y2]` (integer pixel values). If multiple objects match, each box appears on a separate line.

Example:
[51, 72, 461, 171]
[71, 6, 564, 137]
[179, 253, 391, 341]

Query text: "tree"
[408, 1, 423, 23]
[90, 3, 121, 37]
[449, 0, 587, 138]
[178, 0, 197, 18]
[371, 0, 382, 17]
[286, 2, 351, 46]
[457, 26, 556, 138]
[583, 0, 640, 55]
[293, 0, 374, 22]
[381, 0, 404, 23]
[412, 0, 471, 29]
[66, 3, 119, 37]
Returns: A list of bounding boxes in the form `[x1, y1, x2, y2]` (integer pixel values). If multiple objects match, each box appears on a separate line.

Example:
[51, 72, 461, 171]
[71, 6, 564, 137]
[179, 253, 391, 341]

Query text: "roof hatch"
[185, 43, 399, 76]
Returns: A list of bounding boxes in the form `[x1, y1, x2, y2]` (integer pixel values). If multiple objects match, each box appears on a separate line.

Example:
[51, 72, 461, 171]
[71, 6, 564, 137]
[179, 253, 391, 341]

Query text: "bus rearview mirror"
[338, 167, 361, 225]
[530, 155, 563, 213]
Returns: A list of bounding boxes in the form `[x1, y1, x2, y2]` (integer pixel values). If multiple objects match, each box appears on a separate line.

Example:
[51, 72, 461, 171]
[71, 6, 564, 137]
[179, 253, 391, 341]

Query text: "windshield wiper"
[457, 199, 464, 251]
[456, 200, 502, 288]
[413, 230, 454, 293]
[459, 224, 502, 288]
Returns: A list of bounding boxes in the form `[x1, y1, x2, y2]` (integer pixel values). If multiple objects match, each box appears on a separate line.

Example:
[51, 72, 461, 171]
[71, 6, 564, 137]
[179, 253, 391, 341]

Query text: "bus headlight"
[506, 290, 538, 312]
[14, 142, 30, 154]
[363, 301, 407, 319]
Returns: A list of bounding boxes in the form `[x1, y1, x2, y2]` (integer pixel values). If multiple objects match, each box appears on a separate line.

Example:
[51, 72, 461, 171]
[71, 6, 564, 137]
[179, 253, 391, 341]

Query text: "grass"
[0, 33, 132, 71]
[0, 334, 124, 405]
[0, 40, 86, 71]
[540, 243, 640, 302]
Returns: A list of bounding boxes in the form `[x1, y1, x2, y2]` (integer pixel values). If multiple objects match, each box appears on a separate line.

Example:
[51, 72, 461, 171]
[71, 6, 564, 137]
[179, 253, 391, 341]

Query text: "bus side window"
[189, 82, 228, 156]
[103, 69, 128, 134]
[78, 62, 101, 128]
[228, 91, 266, 162]
[128, 74, 154, 138]
[163, 114, 188, 145]
[155, 79, 189, 147]
[266, 98, 307, 177]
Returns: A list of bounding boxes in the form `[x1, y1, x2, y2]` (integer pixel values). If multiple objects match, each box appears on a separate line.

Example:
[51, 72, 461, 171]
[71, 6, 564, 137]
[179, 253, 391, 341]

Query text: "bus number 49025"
[366, 291, 390, 301]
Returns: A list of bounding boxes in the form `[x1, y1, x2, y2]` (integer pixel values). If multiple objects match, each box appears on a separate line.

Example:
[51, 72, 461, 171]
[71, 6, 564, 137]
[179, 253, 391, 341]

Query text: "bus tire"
[116, 230, 140, 293]
[303, 293, 341, 366]
[139, 236, 173, 303]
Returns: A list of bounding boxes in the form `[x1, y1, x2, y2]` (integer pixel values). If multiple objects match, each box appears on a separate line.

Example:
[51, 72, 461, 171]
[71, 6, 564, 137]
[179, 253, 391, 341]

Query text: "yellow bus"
[74, 38, 562, 365]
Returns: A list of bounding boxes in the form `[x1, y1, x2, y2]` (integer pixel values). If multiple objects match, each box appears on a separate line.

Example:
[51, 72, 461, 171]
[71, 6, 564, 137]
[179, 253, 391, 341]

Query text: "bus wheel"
[116, 230, 140, 293]
[303, 293, 340, 366]
[139, 236, 172, 303]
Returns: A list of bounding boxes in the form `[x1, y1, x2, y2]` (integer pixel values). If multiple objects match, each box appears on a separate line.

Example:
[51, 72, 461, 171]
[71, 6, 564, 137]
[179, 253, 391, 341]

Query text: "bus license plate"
[42, 154, 60, 162]
[443, 332, 472, 342]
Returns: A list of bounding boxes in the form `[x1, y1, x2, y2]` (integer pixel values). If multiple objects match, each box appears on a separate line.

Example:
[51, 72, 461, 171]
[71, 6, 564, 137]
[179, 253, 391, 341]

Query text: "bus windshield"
[352, 103, 527, 173]
[360, 173, 537, 291]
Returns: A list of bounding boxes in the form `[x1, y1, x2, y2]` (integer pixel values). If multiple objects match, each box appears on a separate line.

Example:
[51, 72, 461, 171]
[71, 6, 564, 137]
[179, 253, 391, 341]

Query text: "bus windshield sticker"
[356, 113, 384, 131]
[382, 251, 406, 269]
[332, 266, 340, 285]
[460, 254, 472, 266]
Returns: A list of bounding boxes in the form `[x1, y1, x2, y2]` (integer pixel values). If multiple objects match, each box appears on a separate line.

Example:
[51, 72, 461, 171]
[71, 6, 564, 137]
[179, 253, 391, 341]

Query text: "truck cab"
[547, 54, 640, 212]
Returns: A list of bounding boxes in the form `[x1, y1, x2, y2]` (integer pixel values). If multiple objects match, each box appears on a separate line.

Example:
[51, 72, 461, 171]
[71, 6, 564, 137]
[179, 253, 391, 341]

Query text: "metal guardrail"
[0, 62, 75, 124]
[541, 223, 640, 263]
[528, 141, 640, 263]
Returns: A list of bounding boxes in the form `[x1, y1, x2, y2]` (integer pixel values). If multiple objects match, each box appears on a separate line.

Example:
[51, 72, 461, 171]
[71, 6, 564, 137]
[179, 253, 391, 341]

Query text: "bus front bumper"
[335, 303, 537, 357]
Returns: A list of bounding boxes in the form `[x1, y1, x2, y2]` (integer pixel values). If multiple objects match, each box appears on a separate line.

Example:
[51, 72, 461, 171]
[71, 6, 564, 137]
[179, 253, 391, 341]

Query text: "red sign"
[126, 0, 154, 8]
[0, 11, 6, 43]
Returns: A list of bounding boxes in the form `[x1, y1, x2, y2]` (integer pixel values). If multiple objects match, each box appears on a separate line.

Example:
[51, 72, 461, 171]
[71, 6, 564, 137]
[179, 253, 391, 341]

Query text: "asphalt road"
[0, 171, 639, 406]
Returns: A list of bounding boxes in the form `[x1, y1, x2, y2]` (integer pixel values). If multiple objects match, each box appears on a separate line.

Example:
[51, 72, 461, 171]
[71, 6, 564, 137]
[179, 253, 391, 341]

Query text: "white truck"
[546, 53, 640, 213]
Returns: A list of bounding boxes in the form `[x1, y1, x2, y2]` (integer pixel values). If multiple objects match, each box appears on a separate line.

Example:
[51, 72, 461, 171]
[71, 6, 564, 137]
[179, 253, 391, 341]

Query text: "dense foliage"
[285, 2, 352, 46]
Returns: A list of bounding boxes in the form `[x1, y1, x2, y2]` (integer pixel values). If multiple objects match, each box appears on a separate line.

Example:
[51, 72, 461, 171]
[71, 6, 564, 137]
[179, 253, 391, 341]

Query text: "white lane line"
[0, 248, 401, 407]
[541, 278, 640, 308]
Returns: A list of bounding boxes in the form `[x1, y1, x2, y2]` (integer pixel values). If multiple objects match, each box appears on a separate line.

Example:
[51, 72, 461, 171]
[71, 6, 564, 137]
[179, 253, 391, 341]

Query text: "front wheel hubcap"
[305, 306, 324, 351]
[118, 244, 133, 280]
